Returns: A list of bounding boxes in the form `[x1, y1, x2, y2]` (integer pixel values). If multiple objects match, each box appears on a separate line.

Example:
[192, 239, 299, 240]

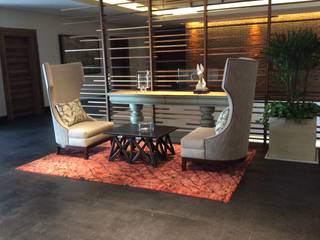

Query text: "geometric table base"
[109, 134, 175, 167]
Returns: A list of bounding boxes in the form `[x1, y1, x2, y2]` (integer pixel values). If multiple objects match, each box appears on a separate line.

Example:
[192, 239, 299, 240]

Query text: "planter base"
[265, 151, 319, 164]
[267, 118, 318, 164]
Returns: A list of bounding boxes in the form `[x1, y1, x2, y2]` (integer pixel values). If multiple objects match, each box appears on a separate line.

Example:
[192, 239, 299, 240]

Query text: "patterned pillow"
[215, 107, 230, 134]
[55, 98, 89, 127]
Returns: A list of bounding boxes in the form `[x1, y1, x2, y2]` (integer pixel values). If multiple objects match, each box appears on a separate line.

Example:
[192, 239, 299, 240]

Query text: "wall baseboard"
[0, 107, 50, 122]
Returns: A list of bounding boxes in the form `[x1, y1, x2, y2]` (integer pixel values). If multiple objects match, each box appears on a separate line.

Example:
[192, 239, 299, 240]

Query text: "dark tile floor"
[0, 113, 319, 240]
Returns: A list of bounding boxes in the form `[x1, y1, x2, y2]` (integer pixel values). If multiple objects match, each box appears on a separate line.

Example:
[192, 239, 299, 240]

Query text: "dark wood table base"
[109, 134, 175, 167]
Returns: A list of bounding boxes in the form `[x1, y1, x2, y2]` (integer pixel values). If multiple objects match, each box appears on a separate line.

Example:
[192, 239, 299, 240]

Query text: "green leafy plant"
[261, 29, 320, 126]
[260, 102, 320, 127]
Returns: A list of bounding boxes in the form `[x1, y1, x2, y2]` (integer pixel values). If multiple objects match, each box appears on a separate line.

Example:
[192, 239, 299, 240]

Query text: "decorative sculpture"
[194, 63, 209, 94]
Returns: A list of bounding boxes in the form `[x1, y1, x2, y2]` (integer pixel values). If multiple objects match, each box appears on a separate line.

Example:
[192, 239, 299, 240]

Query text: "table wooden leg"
[156, 137, 167, 161]
[109, 137, 119, 161]
[128, 137, 137, 163]
[131, 138, 148, 163]
[119, 137, 130, 162]
[109, 136, 130, 162]
[164, 134, 175, 155]
[200, 106, 215, 127]
[146, 138, 157, 167]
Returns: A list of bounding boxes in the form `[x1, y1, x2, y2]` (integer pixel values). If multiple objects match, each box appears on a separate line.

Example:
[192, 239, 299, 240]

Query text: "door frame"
[0, 27, 43, 120]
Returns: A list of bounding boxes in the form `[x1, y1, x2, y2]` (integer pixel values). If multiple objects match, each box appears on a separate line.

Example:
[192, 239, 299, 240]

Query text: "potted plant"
[262, 29, 320, 163]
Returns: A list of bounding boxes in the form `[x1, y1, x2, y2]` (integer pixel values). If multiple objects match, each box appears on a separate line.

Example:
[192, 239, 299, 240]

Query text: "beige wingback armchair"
[42, 62, 113, 159]
[181, 58, 258, 170]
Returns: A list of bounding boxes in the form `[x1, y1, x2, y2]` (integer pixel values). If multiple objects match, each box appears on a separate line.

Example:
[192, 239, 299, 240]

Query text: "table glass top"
[105, 124, 177, 138]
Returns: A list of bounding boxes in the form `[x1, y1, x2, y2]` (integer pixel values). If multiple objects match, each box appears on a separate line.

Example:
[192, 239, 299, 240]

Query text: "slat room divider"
[67, 0, 320, 143]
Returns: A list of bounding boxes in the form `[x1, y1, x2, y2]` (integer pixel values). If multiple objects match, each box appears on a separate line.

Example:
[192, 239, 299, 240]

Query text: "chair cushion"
[55, 98, 89, 127]
[68, 120, 113, 139]
[215, 107, 230, 134]
[181, 127, 214, 150]
[69, 133, 109, 147]
[181, 148, 206, 159]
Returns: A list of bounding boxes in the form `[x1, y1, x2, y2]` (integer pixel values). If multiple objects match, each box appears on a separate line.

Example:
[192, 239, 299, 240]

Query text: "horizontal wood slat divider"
[58, 0, 320, 142]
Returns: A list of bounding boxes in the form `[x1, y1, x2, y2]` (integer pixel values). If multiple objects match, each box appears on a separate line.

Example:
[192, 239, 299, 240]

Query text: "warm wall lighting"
[185, 11, 320, 29]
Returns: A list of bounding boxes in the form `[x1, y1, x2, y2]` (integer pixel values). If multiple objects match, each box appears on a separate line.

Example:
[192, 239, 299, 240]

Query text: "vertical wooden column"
[203, 0, 208, 84]
[201, 0, 215, 127]
[99, 0, 111, 121]
[148, 0, 156, 124]
[148, 0, 155, 91]
[264, 0, 272, 146]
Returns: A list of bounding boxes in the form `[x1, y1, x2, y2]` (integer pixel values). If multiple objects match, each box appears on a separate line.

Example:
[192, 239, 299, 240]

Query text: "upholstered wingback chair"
[181, 58, 258, 170]
[42, 62, 113, 159]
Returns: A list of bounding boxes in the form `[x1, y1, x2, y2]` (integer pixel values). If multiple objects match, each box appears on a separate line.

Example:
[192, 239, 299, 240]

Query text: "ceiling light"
[273, 0, 311, 3]
[154, 0, 313, 16]
[118, 2, 148, 12]
[97, 0, 147, 12]
[154, 7, 201, 16]
[207, 0, 266, 11]
[98, 0, 314, 16]
[101, 0, 130, 5]
[207, 0, 312, 11]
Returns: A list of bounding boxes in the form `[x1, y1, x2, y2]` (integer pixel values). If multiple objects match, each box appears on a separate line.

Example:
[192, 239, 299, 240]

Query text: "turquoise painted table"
[107, 90, 228, 127]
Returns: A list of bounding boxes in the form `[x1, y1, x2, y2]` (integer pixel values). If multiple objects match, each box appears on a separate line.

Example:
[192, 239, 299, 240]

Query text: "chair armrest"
[87, 115, 97, 121]
[51, 113, 69, 147]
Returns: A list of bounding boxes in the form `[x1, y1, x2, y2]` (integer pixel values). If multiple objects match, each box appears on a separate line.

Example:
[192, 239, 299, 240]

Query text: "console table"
[108, 91, 228, 127]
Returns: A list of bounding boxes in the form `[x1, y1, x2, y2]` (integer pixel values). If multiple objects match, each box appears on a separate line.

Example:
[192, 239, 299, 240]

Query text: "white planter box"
[266, 118, 318, 164]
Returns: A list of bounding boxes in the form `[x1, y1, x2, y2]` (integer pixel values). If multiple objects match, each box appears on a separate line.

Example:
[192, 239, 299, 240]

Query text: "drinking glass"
[138, 122, 154, 132]
[137, 71, 150, 91]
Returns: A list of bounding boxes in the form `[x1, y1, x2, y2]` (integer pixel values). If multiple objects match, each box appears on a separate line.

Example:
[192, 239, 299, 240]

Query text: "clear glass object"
[137, 71, 150, 91]
[177, 68, 197, 90]
[138, 122, 154, 132]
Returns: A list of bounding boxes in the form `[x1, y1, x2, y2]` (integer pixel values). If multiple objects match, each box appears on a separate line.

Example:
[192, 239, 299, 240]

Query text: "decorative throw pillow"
[215, 107, 230, 134]
[55, 98, 89, 127]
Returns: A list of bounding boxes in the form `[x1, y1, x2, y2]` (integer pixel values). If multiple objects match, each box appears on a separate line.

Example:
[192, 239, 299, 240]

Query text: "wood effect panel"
[0, 28, 43, 120]
[186, 17, 320, 101]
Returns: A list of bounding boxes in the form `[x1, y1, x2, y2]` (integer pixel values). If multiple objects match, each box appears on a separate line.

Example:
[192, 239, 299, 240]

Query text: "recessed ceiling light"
[118, 3, 148, 12]
[207, 0, 312, 11]
[101, 0, 130, 4]
[98, 0, 314, 16]
[154, 7, 200, 16]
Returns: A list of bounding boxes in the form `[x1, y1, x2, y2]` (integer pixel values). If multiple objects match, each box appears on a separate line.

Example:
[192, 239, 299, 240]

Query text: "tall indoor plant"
[262, 29, 320, 163]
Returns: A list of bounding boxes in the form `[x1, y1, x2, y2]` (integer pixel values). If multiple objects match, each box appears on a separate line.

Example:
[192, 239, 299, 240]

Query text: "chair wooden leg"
[84, 148, 89, 160]
[182, 158, 187, 171]
[56, 146, 62, 155]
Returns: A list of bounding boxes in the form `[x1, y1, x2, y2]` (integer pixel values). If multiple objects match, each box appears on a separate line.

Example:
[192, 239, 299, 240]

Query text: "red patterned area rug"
[16, 144, 255, 203]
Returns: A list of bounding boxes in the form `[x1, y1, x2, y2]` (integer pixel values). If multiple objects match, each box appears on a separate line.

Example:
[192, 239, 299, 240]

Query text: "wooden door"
[0, 28, 43, 120]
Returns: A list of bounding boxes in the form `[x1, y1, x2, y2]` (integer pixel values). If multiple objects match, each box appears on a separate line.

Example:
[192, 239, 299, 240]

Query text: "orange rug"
[16, 144, 255, 203]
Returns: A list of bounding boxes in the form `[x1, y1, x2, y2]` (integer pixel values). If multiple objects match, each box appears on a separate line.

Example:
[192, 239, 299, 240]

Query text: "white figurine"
[195, 64, 209, 92]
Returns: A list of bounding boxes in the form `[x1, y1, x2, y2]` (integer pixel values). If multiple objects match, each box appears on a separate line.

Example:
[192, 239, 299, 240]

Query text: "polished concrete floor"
[0, 113, 319, 240]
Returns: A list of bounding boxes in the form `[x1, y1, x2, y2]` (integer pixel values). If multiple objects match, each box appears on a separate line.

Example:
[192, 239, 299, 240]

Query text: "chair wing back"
[42, 62, 85, 146]
[205, 58, 258, 161]
[42, 62, 85, 105]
